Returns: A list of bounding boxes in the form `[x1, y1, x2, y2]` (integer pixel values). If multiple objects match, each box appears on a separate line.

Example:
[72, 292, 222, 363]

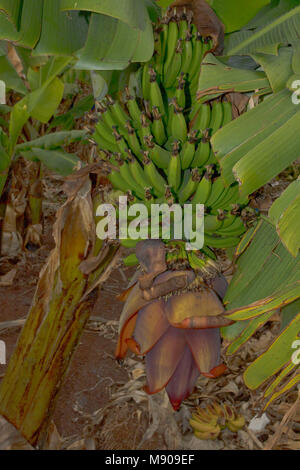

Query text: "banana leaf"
[225, 3, 300, 55]
[269, 179, 300, 257]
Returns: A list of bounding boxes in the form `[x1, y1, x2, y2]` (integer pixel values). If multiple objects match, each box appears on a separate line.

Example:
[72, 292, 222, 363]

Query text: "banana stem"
[0, 173, 121, 448]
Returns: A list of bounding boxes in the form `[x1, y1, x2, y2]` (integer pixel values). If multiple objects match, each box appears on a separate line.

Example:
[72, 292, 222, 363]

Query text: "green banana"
[129, 155, 151, 189]
[189, 33, 203, 79]
[170, 98, 187, 142]
[152, 106, 167, 146]
[93, 129, 119, 153]
[106, 95, 128, 128]
[167, 141, 182, 192]
[204, 214, 224, 234]
[192, 171, 212, 205]
[175, 73, 186, 109]
[191, 138, 211, 168]
[191, 103, 211, 134]
[143, 152, 166, 197]
[144, 135, 170, 170]
[206, 176, 226, 208]
[222, 100, 233, 127]
[217, 217, 245, 237]
[149, 67, 166, 117]
[204, 234, 241, 249]
[142, 62, 151, 101]
[118, 157, 145, 199]
[164, 39, 183, 89]
[124, 87, 142, 128]
[112, 126, 129, 155]
[178, 168, 201, 203]
[125, 120, 143, 160]
[209, 101, 223, 136]
[163, 17, 179, 79]
[181, 29, 193, 75]
[181, 131, 198, 169]
[95, 119, 116, 144]
[108, 168, 130, 193]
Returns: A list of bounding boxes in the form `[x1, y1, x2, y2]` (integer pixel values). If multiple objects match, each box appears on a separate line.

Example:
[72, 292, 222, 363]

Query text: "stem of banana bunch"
[0, 172, 121, 448]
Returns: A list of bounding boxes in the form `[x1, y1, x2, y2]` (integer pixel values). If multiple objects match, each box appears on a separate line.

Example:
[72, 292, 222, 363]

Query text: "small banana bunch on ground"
[190, 402, 245, 440]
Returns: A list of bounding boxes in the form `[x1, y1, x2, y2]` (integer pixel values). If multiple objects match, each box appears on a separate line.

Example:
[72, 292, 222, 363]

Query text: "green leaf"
[226, 281, 300, 321]
[0, 0, 43, 49]
[15, 130, 87, 152]
[225, 4, 300, 56]
[0, 141, 10, 171]
[76, 12, 154, 70]
[61, 0, 148, 31]
[0, 0, 22, 28]
[9, 57, 72, 152]
[29, 148, 81, 176]
[30, 77, 64, 123]
[211, 0, 271, 33]
[0, 55, 27, 94]
[252, 46, 293, 93]
[224, 220, 300, 309]
[233, 108, 300, 197]
[264, 372, 300, 407]
[33, 0, 88, 56]
[226, 310, 275, 354]
[197, 54, 271, 102]
[269, 180, 300, 257]
[244, 312, 300, 389]
[212, 89, 299, 186]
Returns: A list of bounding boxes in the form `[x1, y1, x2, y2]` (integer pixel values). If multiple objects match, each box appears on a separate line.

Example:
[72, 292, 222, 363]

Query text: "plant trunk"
[0, 169, 120, 448]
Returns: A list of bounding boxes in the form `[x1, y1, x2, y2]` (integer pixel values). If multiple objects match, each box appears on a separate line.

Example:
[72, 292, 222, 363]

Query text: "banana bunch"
[190, 402, 245, 440]
[93, 8, 255, 256]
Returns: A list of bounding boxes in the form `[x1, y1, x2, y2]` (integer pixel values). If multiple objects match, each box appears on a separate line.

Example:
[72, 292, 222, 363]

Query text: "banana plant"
[0, 54, 89, 256]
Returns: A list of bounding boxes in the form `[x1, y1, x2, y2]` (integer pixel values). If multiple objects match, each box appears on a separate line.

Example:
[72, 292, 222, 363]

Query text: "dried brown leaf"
[170, 0, 225, 54]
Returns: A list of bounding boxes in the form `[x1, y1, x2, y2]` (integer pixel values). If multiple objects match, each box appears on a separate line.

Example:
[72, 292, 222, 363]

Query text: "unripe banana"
[93, 129, 119, 153]
[222, 100, 233, 127]
[151, 106, 167, 146]
[167, 141, 182, 191]
[209, 101, 224, 136]
[175, 73, 186, 109]
[204, 214, 224, 234]
[164, 17, 179, 78]
[164, 39, 183, 89]
[144, 135, 170, 170]
[112, 126, 129, 156]
[149, 67, 166, 118]
[124, 87, 142, 128]
[129, 154, 151, 189]
[143, 152, 166, 197]
[216, 217, 245, 237]
[106, 95, 128, 128]
[190, 103, 211, 134]
[204, 234, 241, 248]
[95, 119, 116, 145]
[98, 102, 116, 130]
[142, 62, 151, 101]
[205, 176, 226, 208]
[189, 32, 203, 79]
[178, 168, 201, 203]
[170, 98, 187, 142]
[108, 168, 130, 193]
[181, 29, 193, 75]
[192, 171, 212, 205]
[125, 120, 143, 160]
[181, 131, 198, 169]
[191, 138, 211, 168]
